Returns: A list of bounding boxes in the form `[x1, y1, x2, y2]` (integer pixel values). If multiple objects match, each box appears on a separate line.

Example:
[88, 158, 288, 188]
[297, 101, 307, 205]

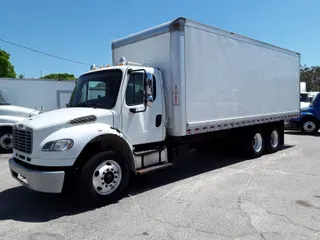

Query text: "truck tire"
[301, 118, 319, 134]
[265, 128, 280, 154]
[243, 129, 264, 159]
[80, 151, 130, 206]
[0, 128, 13, 153]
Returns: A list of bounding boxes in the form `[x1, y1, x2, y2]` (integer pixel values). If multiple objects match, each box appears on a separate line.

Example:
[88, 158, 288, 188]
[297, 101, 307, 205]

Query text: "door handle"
[155, 114, 162, 127]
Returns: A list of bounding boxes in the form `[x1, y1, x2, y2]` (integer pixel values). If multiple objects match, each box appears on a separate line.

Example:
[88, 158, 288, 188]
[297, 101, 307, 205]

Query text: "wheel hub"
[104, 172, 115, 184]
[252, 133, 263, 152]
[303, 121, 316, 132]
[270, 130, 279, 148]
[92, 160, 122, 195]
[0, 134, 13, 150]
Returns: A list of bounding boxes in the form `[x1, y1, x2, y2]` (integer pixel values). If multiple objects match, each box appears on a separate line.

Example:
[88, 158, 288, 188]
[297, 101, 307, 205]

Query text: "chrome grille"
[12, 126, 33, 154]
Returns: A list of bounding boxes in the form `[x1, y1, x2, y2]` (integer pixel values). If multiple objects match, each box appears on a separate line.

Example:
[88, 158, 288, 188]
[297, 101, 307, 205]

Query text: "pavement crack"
[55, 218, 92, 232]
[240, 197, 320, 234]
[238, 197, 266, 240]
[243, 168, 254, 198]
[261, 168, 320, 177]
[128, 194, 174, 239]
[129, 194, 237, 238]
[263, 208, 320, 233]
[238, 170, 267, 240]
[185, 225, 232, 237]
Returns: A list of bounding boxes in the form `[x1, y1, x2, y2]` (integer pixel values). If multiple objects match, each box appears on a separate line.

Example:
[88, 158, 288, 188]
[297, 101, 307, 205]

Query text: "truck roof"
[81, 65, 155, 77]
[112, 17, 300, 57]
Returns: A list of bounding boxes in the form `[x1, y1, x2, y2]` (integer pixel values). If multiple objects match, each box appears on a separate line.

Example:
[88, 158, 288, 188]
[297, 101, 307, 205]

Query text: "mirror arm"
[129, 104, 147, 114]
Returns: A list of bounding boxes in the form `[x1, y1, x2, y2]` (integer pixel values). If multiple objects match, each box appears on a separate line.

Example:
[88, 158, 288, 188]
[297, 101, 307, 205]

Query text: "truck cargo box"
[112, 17, 300, 137]
[0, 78, 76, 111]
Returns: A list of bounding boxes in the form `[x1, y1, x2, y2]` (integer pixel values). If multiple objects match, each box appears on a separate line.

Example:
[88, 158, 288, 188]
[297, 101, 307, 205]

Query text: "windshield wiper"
[76, 101, 103, 108]
[75, 102, 91, 107]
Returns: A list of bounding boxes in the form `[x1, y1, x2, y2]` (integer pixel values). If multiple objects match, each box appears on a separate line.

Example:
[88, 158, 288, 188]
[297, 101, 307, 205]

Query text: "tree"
[300, 65, 320, 91]
[0, 50, 16, 78]
[41, 73, 76, 80]
[18, 74, 24, 79]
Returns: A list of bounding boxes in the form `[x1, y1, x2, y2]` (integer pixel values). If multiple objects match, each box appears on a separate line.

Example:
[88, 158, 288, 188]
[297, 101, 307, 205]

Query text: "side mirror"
[66, 103, 69, 107]
[145, 73, 153, 107]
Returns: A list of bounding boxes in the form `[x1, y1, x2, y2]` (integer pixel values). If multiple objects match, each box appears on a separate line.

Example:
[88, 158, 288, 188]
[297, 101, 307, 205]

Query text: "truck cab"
[286, 92, 320, 134]
[9, 59, 169, 204]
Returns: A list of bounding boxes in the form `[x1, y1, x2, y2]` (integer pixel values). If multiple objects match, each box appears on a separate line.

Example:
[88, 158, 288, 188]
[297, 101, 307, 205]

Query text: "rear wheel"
[301, 118, 319, 134]
[80, 151, 130, 206]
[0, 128, 13, 153]
[243, 129, 264, 159]
[265, 128, 280, 153]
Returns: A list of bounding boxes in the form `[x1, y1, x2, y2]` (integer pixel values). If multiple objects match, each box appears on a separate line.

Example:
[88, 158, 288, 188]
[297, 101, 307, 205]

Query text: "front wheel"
[301, 118, 319, 134]
[0, 129, 13, 153]
[80, 151, 130, 206]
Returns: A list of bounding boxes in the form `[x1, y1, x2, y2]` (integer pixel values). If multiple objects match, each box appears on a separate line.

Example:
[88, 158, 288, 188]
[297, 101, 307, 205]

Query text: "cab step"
[136, 162, 173, 175]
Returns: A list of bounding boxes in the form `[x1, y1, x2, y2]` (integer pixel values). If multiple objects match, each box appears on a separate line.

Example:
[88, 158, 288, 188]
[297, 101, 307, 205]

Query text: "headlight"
[42, 139, 74, 151]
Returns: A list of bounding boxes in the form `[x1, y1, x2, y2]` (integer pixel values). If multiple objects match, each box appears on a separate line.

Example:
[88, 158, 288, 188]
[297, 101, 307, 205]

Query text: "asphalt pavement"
[0, 132, 319, 240]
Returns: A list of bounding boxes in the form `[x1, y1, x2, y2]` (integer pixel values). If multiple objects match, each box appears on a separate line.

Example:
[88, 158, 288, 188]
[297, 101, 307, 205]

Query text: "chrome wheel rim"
[252, 133, 263, 152]
[303, 121, 316, 132]
[270, 130, 279, 148]
[92, 160, 122, 195]
[0, 134, 13, 150]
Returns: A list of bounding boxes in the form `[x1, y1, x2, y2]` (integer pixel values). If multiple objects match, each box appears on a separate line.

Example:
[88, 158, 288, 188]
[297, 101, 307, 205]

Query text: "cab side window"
[125, 73, 157, 106]
[126, 73, 144, 106]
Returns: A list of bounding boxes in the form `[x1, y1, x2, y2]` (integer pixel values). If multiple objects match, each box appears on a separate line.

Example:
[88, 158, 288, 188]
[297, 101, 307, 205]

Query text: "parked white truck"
[9, 17, 300, 204]
[0, 92, 40, 153]
[0, 78, 76, 153]
[0, 78, 76, 111]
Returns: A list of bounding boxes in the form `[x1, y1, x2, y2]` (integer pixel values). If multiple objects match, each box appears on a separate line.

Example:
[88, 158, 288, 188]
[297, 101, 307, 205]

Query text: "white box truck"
[8, 17, 300, 204]
[0, 78, 76, 111]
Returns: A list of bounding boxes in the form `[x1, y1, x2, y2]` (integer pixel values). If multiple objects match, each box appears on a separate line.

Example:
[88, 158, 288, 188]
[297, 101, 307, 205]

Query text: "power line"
[0, 38, 91, 66]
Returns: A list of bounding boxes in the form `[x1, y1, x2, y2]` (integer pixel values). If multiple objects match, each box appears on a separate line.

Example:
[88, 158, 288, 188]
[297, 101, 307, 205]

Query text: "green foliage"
[95, 82, 106, 88]
[300, 65, 320, 91]
[18, 74, 24, 79]
[0, 50, 16, 78]
[41, 73, 76, 80]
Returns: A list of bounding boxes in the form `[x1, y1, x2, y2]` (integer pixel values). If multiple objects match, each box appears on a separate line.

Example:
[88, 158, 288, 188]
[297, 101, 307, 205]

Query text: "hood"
[18, 107, 115, 130]
[300, 105, 315, 114]
[0, 105, 40, 118]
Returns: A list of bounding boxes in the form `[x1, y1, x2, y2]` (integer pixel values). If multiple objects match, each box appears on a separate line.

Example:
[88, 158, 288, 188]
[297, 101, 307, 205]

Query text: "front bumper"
[9, 158, 65, 193]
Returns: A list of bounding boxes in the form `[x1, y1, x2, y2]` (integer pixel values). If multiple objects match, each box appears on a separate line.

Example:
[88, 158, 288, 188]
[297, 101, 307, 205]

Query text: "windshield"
[69, 69, 123, 109]
[300, 93, 310, 103]
[310, 93, 320, 107]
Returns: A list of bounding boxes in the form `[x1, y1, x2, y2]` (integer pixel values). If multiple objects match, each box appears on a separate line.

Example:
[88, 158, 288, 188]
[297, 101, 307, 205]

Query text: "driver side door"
[121, 71, 163, 145]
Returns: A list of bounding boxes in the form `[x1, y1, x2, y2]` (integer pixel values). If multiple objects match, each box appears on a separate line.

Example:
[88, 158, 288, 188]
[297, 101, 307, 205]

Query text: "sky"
[1, 0, 320, 78]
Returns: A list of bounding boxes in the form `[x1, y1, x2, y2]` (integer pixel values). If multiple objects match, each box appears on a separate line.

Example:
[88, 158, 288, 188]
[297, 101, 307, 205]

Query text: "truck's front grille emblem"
[12, 126, 33, 154]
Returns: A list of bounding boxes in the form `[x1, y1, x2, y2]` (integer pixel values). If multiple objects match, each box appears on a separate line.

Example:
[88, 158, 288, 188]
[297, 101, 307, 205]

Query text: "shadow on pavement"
[0, 187, 96, 223]
[0, 144, 294, 223]
[127, 144, 294, 195]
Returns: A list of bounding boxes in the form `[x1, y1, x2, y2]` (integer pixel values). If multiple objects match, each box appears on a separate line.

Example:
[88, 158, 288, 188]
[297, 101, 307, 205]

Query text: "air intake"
[69, 115, 97, 124]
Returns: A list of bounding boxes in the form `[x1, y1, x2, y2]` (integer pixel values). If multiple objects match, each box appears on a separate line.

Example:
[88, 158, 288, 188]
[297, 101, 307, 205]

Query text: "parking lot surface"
[0, 132, 319, 240]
